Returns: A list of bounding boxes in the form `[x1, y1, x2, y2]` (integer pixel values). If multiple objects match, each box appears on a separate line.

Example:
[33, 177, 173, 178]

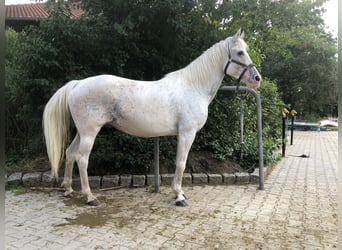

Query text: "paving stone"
[120, 175, 132, 187]
[159, 173, 192, 186]
[72, 178, 82, 190]
[88, 176, 101, 189]
[235, 172, 250, 184]
[41, 171, 56, 187]
[56, 176, 65, 187]
[207, 173, 222, 185]
[101, 175, 120, 188]
[182, 173, 192, 186]
[132, 175, 146, 187]
[6, 172, 23, 186]
[192, 173, 208, 184]
[249, 168, 260, 184]
[161, 174, 174, 185]
[146, 174, 161, 186]
[22, 172, 42, 187]
[222, 173, 236, 184]
[65, 176, 101, 190]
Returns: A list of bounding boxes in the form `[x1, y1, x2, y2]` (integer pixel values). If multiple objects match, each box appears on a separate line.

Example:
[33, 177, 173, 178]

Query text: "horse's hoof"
[86, 199, 99, 206]
[175, 200, 188, 207]
[63, 191, 73, 198]
[174, 194, 187, 200]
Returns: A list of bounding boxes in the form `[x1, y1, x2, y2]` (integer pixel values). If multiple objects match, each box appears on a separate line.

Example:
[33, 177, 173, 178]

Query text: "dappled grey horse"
[43, 29, 261, 206]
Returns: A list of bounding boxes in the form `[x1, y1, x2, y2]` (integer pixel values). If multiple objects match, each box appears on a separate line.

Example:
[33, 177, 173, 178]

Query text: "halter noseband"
[224, 40, 256, 84]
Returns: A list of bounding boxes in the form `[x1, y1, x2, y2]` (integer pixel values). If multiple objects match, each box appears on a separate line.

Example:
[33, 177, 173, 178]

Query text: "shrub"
[194, 79, 283, 172]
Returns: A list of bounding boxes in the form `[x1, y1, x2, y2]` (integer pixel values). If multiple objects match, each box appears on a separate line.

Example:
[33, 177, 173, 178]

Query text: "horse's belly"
[108, 84, 180, 137]
[111, 115, 178, 138]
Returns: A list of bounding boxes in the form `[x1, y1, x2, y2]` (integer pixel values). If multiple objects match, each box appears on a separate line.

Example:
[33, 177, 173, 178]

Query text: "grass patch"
[7, 186, 27, 195]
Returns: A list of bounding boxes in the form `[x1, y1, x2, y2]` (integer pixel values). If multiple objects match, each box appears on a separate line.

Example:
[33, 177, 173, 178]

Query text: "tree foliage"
[5, 0, 337, 173]
[257, 1, 337, 118]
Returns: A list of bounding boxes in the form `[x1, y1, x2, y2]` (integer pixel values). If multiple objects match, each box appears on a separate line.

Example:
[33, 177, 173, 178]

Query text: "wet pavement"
[5, 131, 338, 249]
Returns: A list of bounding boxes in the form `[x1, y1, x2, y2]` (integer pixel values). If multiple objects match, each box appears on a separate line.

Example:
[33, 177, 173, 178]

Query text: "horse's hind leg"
[61, 133, 80, 197]
[76, 131, 100, 206]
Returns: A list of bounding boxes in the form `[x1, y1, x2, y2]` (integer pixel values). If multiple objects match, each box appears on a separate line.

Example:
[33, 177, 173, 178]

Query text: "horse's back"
[67, 74, 181, 137]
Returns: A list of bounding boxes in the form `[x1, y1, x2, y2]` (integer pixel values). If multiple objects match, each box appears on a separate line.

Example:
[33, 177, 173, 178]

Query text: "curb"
[5, 166, 272, 190]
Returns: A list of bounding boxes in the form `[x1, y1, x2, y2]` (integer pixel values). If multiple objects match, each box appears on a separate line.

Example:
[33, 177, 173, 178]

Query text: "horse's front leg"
[172, 131, 196, 206]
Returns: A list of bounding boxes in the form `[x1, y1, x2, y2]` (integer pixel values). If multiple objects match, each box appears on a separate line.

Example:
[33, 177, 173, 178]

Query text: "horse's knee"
[76, 155, 88, 167]
[175, 161, 186, 171]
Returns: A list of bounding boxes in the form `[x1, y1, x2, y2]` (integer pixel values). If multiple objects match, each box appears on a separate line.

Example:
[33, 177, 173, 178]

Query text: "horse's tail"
[43, 80, 79, 180]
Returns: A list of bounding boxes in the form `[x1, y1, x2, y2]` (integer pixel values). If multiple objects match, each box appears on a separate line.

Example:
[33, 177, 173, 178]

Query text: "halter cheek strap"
[224, 58, 255, 84]
[224, 40, 256, 84]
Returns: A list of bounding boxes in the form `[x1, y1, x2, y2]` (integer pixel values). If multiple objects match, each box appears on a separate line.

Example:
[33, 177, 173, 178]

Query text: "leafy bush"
[194, 79, 283, 172]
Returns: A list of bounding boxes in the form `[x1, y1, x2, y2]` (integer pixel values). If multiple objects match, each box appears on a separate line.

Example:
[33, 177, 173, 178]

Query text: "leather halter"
[224, 40, 256, 84]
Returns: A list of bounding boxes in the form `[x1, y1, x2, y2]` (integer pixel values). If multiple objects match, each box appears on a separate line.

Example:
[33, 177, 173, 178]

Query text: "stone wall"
[5, 167, 272, 189]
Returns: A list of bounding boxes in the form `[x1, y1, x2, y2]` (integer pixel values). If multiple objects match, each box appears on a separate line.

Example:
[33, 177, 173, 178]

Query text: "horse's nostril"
[255, 76, 260, 82]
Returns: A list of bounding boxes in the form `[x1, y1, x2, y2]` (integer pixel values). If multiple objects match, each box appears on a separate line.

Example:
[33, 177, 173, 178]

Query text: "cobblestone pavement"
[5, 131, 338, 249]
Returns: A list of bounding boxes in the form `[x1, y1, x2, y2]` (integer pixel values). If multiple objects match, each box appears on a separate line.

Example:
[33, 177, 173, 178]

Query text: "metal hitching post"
[220, 86, 264, 190]
[154, 137, 159, 192]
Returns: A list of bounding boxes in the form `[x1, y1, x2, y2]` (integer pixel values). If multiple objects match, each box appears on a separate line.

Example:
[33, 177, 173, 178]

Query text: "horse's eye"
[238, 51, 244, 56]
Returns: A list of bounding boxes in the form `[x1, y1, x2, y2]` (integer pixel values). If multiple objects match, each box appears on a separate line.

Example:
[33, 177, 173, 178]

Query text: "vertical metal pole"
[290, 116, 294, 145]
[282, 117, 286, 157]
[254, 91, 264, 190]
[240, 97, 244, 160]
[154, 137, 159, 192]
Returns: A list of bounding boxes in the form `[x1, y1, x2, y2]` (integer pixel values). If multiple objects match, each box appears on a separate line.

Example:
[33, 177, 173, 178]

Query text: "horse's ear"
[234, 28, 244, 39]
[240, 30, 245, 39]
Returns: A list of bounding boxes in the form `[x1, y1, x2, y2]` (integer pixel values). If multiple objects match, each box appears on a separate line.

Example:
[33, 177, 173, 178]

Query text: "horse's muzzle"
[247, 67, 261, 89]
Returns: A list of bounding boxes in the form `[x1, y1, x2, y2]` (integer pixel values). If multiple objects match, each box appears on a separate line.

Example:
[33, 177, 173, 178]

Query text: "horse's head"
[224, 29, 261, 89]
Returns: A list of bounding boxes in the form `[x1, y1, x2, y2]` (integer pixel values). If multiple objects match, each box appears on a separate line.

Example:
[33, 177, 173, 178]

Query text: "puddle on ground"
[64, 212, 108, 228]
[56, 190, 182, 230]
[57, 195, 125, 228]
[62, 195, 87, 207]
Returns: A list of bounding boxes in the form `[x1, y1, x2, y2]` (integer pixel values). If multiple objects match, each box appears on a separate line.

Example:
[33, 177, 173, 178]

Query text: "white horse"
[43, 29, 261, 206]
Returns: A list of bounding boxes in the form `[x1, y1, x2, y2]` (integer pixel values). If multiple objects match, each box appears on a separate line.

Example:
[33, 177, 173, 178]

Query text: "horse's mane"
[165, 37, 248, 89]
[166, 37, 248, 90]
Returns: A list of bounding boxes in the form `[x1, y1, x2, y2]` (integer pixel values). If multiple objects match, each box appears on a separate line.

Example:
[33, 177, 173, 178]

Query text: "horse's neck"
[176, 40, 227, 103]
